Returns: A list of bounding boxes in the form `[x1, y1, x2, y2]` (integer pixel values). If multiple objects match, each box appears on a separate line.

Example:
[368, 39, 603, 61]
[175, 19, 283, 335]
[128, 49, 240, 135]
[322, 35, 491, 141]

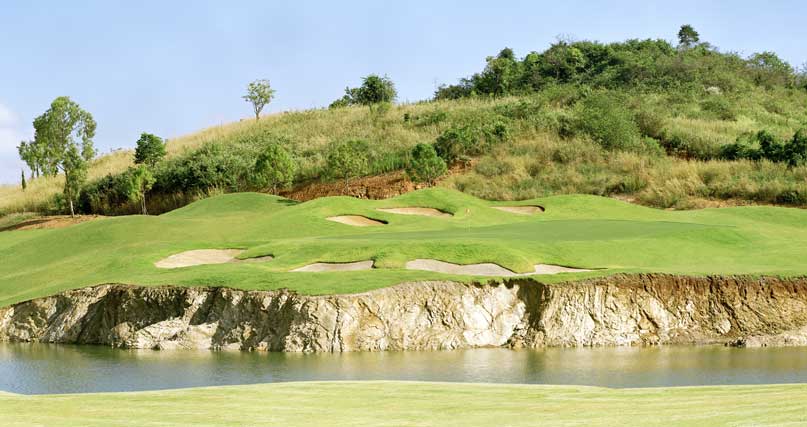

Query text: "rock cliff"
[1, 274, 806, 351]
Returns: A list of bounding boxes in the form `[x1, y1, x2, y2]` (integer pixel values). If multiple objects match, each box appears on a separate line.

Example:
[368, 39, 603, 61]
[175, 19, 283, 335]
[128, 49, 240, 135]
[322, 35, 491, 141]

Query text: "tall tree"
[242, 79, 276, 120]
[677, 25, 700, 48]
[123, 165, 156, 215]
[20, 170, 26, 191]
[134, 132, 166, 167]
[31, 96, 96, 217]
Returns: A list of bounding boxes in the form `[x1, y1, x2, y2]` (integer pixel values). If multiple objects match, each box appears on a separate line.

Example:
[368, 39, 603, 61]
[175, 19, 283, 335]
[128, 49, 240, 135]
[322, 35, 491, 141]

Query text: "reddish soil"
[0, 215, 104, 232]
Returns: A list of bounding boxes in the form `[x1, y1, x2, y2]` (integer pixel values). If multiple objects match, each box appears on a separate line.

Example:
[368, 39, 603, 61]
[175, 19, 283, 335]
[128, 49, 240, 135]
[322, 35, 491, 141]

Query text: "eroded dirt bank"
[1, 274, 806, 351]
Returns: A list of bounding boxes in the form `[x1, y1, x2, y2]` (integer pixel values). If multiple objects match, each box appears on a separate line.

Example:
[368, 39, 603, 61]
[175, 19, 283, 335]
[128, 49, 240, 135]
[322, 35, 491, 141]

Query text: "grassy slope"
[2, 87, 807, 214]
[1, 188, 807, 307]
[1, 381, 805, 426]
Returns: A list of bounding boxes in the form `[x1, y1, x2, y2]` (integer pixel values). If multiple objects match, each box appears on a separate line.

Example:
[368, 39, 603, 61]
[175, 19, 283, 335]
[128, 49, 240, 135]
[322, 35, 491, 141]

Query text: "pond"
[2, 343, 806, 394]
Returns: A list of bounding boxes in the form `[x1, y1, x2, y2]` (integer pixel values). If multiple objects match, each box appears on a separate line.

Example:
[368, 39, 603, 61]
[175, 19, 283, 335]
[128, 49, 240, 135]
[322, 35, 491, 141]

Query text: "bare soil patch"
[493, 206, 545, 215]
[292, 260, 375, 272]
[155, 250, 274, 269]
[405, 259, 591, 276]
[327, 215, 387, 227]
[0, 215, 103, 232]
[376, 207, 452, 218]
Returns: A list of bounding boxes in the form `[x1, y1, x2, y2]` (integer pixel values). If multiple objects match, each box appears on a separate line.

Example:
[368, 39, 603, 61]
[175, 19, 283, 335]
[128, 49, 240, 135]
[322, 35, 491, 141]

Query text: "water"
[1, 343, 806, 395]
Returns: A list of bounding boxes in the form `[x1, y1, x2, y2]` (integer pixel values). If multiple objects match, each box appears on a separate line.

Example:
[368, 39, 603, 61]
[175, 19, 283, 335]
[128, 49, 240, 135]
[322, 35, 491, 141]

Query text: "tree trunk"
[69, 199, 75, 218]
[141, 194, 148, 215]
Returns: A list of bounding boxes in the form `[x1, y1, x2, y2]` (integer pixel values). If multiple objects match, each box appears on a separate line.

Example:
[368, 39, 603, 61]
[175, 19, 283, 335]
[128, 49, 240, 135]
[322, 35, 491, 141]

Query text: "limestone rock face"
[1, 274, 807, 351]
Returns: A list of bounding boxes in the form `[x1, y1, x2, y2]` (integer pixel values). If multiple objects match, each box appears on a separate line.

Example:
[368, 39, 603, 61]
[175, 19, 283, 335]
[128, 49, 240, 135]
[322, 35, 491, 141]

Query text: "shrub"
[406, 144, 447, 185]
[434, 127, 478, 165]
[701, 96, 737, 121]
[474, 157, 514, 177]
[252, 143, 297, 193]
[634, 109, 666, 140]
[325, 139, 370, 189]
[786, 129, 807, 166]
[577, 92, 641, 150]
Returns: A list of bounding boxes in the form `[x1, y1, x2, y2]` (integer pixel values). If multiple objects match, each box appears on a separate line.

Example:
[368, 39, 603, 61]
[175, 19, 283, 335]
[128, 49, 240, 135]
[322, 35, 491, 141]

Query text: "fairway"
[0, 381, 805, 426]
[2, 187, 807, 307]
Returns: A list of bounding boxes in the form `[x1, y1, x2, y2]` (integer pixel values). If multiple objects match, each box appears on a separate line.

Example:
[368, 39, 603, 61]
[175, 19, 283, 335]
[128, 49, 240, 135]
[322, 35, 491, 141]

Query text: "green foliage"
[332, 75, 397, 107]
[719, 129, 807, 166]
[325, 139, 370, 189]
[677, 24, 700, 48]
[434, 119, 511, 165]
[17, 139, 49, 177]
[700, 96, 737, 120]
[242, 79, 276, 119]
[31, 97, 95, 215]
[20, 170, 26, 191]
[123, 165, 156, 215]
[577, 93, 641, 150]
[252, 143, 297, 193]
[134, 133, 166, 167]
[405, 143, 447, 184]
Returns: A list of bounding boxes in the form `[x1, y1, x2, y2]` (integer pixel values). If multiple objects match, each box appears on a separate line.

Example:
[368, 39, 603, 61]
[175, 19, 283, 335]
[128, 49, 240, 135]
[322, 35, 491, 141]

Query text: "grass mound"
[1, 187, 807, 307]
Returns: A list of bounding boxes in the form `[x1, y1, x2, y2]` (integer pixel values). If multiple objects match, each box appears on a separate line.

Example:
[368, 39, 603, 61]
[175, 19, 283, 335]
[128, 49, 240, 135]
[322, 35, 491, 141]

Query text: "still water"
[1, 343, 806, 395]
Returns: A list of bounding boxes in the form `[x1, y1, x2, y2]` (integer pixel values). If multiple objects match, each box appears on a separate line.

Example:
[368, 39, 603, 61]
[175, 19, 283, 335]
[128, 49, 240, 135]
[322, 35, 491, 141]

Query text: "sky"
[1, 0, 806, 184]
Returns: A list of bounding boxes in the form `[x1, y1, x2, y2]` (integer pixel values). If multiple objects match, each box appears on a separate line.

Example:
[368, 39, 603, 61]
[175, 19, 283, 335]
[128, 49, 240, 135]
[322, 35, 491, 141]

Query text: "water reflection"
[1, 344, 806, 395]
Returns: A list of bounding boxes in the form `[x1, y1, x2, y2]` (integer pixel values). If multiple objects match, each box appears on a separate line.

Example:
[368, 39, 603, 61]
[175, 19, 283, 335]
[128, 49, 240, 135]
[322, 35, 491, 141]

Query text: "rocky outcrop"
[1, 274, 807, 351]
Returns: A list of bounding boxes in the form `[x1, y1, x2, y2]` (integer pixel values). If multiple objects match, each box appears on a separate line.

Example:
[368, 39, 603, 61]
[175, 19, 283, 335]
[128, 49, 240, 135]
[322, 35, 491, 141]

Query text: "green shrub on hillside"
[252, 143, 297, 193]
[325, 139, 370, 190]
[577, 93, 641, 150]
[406, 144, 447, 185]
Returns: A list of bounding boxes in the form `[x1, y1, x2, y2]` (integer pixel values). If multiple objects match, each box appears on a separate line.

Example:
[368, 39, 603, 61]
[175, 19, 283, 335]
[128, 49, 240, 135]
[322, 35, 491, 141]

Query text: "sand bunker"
[493, 206, 545, 215]
[292, 260, 375, 272]
[405, 259, 590, 276]
[155, 250, 273, 269]
[376, 207, 452, 218]
[326, 215, 387, 227]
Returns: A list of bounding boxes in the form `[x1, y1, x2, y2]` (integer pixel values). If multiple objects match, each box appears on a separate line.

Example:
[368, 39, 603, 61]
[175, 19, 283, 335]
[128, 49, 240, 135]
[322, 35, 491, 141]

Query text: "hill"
[2, 26, 806, 217]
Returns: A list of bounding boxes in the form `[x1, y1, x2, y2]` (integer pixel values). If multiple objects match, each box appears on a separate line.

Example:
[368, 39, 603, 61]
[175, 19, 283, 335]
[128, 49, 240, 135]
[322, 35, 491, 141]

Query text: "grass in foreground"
[0, 381, 805, 426]
[2, 187, 807, 307]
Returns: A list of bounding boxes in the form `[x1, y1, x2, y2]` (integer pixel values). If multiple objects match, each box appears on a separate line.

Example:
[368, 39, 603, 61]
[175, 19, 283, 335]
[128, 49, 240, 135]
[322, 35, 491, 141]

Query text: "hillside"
[2, 187, 807, 307]
[3, 29, 807, 217]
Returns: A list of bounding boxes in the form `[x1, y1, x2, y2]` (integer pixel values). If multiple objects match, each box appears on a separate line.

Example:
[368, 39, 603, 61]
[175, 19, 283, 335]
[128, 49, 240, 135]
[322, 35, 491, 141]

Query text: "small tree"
[20, 170, 26, 191]
[134, 133, 166, 167]
[32, 96, 96, 217]
[677, 25, 700, 48]
[123, 165, 156, 215]
[326, 139, 369, 191]
[253, 143, 297, 193]
[406, 143, 447, 185]
[242, 79, 276, 120]
[62, 145, 88, 217]
[355, 74, 397, 105]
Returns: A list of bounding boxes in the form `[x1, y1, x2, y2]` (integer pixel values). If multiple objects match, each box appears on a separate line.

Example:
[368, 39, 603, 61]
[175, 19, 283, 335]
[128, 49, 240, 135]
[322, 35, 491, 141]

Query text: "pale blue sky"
[1, 0, 805, 183]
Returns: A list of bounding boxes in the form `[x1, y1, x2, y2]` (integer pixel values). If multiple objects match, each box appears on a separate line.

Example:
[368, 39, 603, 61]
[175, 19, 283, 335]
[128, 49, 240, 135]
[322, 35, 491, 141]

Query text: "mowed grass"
[0, 381, 805, 426]
[2, 187, 807, 307]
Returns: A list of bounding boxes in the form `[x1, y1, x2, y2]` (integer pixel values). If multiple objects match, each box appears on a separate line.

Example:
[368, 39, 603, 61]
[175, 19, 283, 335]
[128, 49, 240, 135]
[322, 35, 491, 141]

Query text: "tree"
[677, 25, 700, 48]
[330, 75, 396, 107]
[786, 129, 807, 167]
[62, 144, 88, 217]
[32, 96, 96, 217]
[122, 165, 155, 215]
[406, 143, 447, 185]
[17, 139, 48, 178]
[252, 143, 297, 193]
[134, 133, 166, 167]
[20, 170, 26, 191]
[242, 79, 276, 120]
[325, 139, 369, 191]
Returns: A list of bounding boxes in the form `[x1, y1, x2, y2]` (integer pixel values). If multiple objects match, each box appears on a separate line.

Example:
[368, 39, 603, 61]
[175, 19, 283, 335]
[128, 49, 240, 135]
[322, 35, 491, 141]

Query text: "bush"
[406, 144, 447, 184]
[252, 143, 297, 193]
[701, 96, 737, 121]
[433, 127, 479, 165]
[325, 139, 370, 189]
[474, 157, 514, 177]
[577, 92, 641, 150]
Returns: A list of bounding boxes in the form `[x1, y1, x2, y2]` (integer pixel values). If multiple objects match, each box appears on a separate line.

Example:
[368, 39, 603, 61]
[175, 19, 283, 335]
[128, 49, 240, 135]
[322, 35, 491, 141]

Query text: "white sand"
[493, 206, 545, 215]
[376, 208, 452, 218]
[292, 260, 375, 272]
[155, 250, 273, 269]
[326, 215, 386, 226]
[405, 259, 591, 276]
